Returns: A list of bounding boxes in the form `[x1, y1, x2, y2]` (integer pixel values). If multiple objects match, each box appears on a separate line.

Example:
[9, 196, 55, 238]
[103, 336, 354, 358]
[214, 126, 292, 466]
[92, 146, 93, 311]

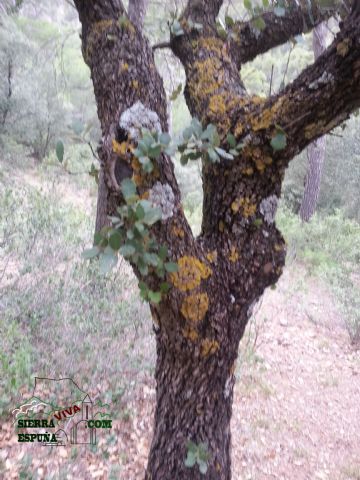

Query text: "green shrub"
[277, 206, 360, 343]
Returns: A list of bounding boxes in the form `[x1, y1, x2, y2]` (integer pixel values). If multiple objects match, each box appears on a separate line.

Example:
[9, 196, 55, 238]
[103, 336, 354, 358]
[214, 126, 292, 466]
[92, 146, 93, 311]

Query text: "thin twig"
[280, 43, 295, 92]
[152, 41, 171, 51]
[269, 64, 274, 96]
[87, 141, 100, 161]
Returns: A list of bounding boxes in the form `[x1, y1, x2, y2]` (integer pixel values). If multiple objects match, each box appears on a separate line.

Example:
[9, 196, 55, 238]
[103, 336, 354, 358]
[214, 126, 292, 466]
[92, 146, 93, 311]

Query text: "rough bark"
[300, 23, 327, 222]
[228, 0, 334, 68]
[73, 0, 360, 478]
[128, 0, 148, 29]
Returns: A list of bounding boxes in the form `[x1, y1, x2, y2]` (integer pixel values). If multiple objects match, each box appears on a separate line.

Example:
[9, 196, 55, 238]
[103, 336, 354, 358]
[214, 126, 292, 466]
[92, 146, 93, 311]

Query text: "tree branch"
[229, 1, 337, 68]
[248, 8, 360, 161]
[152, 41, 171, 51]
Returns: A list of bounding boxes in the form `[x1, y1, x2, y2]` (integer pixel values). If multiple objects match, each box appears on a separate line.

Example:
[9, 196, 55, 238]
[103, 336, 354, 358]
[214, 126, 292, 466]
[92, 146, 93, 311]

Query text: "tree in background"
[73, 0, 360, 478]
[300, 22, 327, 222]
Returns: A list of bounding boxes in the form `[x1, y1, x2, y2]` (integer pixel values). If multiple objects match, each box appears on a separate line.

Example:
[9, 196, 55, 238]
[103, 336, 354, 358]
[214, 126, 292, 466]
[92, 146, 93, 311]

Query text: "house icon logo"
[12, 377, 112, 447]
[70, 394, 96, 445]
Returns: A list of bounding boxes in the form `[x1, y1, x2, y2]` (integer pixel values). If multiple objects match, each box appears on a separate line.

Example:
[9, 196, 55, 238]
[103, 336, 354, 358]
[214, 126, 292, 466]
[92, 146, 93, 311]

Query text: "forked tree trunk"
[73, 1, 360, 478]
[300, 23, 327, 222]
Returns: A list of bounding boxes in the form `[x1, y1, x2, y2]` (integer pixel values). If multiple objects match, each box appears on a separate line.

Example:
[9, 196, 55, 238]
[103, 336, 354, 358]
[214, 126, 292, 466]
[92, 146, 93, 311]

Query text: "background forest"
[0, 0, 359, 478]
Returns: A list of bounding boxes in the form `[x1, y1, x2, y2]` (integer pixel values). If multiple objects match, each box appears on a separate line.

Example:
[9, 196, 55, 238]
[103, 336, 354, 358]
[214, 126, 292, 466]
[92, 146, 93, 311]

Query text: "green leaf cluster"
[178, 118, 242, 165]
[83, 176, 177, 302]
[184, 441, 210, 475]
[133, 129, 174, 173]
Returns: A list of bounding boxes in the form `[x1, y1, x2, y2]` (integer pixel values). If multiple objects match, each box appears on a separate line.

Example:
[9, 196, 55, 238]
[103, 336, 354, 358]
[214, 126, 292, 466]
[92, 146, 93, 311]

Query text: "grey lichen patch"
[309, 71, 334, 90]
[119, 101, 161, 141]
[260, 195, 278, 224]
[149, 182, 175, 221]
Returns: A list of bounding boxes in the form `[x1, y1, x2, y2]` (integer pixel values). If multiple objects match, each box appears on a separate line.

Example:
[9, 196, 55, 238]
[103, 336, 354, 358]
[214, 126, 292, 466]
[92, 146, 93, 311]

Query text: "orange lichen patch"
[197, 36, 228, 59]
[200, 338, 219, 357]
[242, 167, 254, 176]
[337, 39, 351, 57]
[208, 91, 240, 136]
[229, 246, 239, 263]
[182, 326, 199, 342]
[209, 93, 227, 117]
[231, 197, 257, 217]
[131, 157, 143, 186]
[234, 120, 243, 137]
[181, 293, 209, 324]
[170, 256, 212, 292]
[120, 62, 129, 72]
[255, 159, 266, 173]
[251, 95, 266, 106]
[264, 156, 273, 165]
[190, 57, 224, 98]
[249, 97, 284, 132]
[172, 225, 185, 239]
[206, 250, 218, 264]
[244, 147, 269, 173]
[112, 139, 128, 157]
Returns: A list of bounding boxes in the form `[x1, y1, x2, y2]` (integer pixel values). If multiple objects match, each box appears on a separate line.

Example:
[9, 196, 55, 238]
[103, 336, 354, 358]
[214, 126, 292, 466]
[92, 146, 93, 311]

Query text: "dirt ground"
[1, 268, 359, 480]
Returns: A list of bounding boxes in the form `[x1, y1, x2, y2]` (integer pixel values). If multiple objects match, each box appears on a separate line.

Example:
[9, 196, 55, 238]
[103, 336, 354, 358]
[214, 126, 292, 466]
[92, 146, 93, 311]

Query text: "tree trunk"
[146, 309, 239, 480]
[299, 137, 326, 221]
[300, 23, 327, 222]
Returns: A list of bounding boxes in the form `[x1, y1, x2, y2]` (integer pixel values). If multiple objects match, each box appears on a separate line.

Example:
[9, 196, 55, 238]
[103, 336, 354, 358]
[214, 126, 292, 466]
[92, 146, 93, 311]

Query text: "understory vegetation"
[1, 153, 359, 418]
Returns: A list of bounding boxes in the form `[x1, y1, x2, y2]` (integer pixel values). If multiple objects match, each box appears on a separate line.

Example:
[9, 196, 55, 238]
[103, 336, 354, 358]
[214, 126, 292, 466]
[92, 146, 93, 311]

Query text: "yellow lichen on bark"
[112, 139, 131, 158]
[170, 256, 212, 292]
[242, 167, 254, 176]
[231, 197, 257, 217]
[229, 246, 239, 263]
[181, 293, 209, 324]
[131, 157, 143, 186]
[197, 36, 229, 59]
[172, 225, 185, 239]
[182, 326, 199, 342]
[200, 338, 219, 357]
[248, 97, 284, 132]
[190, 57, 224, 98]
